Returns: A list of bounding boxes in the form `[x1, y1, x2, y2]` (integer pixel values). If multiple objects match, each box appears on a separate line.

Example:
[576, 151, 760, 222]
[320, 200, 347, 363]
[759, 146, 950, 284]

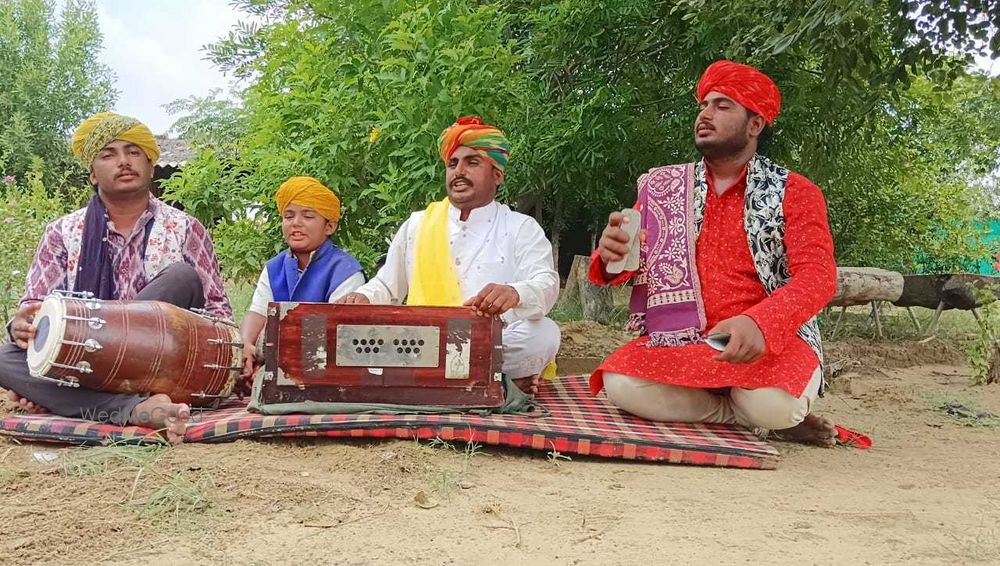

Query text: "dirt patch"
[825, 336, 967, 369]
[557, 321, 635, 359]
[2, 329, 999, 564]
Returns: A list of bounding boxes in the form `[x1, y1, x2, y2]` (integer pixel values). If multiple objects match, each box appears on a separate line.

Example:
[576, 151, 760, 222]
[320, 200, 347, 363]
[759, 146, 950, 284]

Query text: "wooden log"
[940, 274, 1000, 310]
[893, 274, 952, 309]
[828, 267, 904, 307]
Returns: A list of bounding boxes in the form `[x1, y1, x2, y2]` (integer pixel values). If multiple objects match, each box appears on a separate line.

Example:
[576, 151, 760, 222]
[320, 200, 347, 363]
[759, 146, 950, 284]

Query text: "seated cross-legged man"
[238, 176, 365, 384]
[0, 112, 233, 444]
[590, 61, 838, 446]
[337, 117, 560, 394]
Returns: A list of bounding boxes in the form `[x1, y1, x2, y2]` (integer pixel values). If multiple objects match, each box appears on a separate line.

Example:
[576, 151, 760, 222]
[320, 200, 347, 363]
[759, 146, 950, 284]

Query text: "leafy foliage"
[164, 0, 1000, 282]
[0, 162, 78, 325]
[0, 0, 116, 191]
[164, 89, 247, 157]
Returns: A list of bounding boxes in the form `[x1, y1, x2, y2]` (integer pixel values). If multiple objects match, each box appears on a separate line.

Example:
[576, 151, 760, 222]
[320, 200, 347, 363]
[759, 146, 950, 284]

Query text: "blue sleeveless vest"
[266, 240, 363, 303]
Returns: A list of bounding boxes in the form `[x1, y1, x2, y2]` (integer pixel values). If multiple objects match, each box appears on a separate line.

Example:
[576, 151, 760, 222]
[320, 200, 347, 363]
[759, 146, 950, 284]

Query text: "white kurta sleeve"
[503, 218, 560, 323]
[355, 217, 413, 305]
[327, 271, 366, 302]
[247, 267, 273, 316]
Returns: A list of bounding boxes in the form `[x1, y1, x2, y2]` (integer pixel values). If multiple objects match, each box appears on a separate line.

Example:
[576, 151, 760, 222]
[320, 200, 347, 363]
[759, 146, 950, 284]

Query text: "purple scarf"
[73, 194, 154, 300]
[626, 164, 707, 346]
[74, 193, 116, 300]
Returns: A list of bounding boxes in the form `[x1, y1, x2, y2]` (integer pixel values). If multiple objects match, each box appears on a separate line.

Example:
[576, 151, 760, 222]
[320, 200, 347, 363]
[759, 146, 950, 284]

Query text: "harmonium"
[258, 303, 505, 408]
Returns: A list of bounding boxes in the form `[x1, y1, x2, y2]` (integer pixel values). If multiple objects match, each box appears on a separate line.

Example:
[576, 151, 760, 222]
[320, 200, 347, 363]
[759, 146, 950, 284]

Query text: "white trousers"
[502, 318, 561, 379]
[603, 366, 822, 430]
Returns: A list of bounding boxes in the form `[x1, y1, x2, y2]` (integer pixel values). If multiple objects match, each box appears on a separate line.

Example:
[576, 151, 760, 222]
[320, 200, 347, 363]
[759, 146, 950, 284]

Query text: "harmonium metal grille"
[260, 303, 504, 407]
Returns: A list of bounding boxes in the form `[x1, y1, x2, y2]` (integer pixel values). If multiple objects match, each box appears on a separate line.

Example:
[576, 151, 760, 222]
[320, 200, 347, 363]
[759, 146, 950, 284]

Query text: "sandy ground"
[1, 322, 999, 565]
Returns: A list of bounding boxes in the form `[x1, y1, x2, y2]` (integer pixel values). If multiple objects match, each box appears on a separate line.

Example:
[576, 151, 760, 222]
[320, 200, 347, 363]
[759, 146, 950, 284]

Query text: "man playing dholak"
[592, 61, 838, 446]
[338, 117, 560, 394]
[0, 112, 233, 444]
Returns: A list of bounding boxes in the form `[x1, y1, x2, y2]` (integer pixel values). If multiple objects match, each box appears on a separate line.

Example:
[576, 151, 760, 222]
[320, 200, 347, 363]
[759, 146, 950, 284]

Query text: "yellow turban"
[70, 112, 160, 169]
[275, 176, 341, 222]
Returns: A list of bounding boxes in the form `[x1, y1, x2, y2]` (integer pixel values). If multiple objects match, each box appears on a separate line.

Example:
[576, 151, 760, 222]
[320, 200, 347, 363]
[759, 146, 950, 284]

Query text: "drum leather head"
[26, 296, 67, 377]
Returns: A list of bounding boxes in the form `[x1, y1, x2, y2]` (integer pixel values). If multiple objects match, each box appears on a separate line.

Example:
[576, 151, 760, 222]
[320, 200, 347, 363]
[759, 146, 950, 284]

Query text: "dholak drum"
[26, 292, 241, 407]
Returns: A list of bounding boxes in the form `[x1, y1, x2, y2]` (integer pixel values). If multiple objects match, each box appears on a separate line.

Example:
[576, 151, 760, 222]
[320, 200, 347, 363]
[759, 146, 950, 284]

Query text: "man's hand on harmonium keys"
[464, 283, 520, 317]
[335, 287, 518, 317]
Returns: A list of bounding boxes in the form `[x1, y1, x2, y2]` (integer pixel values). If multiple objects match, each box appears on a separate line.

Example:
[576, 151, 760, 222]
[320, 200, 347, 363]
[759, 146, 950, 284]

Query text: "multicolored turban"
[71, 112, 160, 169]
[438, 116, 510, 172]
[696, 60, 781, 125]
[275, 176, 341, 222]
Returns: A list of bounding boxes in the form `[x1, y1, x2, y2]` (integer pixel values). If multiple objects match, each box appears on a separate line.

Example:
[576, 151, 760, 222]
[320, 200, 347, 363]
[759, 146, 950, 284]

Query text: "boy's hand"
[335, 293, 371, 305]
[237, 345, 257, 396]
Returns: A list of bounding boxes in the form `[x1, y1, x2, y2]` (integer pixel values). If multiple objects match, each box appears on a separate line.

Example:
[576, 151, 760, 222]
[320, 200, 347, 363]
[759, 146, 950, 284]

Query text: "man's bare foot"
[5, 390, 48, 414]
[130, 394, 190, 445]
[774, 413, 837, 447]
[512, 374, 541, 396]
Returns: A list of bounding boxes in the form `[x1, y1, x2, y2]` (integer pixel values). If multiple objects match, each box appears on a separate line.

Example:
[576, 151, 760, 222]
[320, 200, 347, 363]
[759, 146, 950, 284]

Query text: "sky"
[96, 0, 245, 135]
[93, 1, 997, 137]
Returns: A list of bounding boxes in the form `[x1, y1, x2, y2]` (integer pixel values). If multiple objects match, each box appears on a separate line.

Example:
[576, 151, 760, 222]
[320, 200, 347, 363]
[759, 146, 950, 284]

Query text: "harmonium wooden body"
[259, 303, 505, 407]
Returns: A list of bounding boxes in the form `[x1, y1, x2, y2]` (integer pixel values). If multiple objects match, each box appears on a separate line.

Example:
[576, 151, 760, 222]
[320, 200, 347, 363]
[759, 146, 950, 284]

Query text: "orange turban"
[697, 60, 781, 125]
[275, 176, 341, 222]
[438, 116, 510, 172]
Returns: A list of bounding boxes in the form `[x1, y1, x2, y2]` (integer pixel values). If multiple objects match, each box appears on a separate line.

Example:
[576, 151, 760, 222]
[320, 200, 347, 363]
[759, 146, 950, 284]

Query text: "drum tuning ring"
[54, 290, 95, 299]
[30, 373, 80, 388]
[64, 314, 106, 329]
[202, 363, 244, 371]
[50, 361, 92, 374]
[61, 338, 103, 352]
[190, 308, 240, 329]
[207, 338, 244, 347]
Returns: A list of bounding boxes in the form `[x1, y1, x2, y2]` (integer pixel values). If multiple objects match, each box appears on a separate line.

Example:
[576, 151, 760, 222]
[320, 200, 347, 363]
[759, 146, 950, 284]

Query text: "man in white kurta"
[338, 116, 560, 393]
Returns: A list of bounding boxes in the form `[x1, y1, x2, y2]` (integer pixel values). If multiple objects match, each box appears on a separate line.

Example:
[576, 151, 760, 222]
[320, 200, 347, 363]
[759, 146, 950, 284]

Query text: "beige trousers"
[603, 367, 822, 430]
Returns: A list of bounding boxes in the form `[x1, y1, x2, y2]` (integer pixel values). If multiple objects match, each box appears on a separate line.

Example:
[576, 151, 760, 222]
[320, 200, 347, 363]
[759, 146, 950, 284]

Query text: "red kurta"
[589, 167, 837, 397]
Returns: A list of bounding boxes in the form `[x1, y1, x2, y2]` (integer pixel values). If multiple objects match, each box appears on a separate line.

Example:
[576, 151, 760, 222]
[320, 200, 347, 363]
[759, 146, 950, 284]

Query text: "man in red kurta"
[590, 61, 838, 446]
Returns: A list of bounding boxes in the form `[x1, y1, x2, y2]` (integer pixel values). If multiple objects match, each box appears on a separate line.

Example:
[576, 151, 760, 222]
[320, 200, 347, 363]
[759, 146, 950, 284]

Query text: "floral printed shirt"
[21, 196, 233, 320]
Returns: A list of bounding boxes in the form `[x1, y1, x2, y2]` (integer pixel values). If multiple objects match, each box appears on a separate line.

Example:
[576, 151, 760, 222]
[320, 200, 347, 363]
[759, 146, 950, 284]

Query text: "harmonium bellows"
[259, 303, 504, 407]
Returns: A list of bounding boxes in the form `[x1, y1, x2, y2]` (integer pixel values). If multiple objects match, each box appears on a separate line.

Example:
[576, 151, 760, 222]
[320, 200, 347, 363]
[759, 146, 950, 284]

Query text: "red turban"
[696, 60, 781, 125]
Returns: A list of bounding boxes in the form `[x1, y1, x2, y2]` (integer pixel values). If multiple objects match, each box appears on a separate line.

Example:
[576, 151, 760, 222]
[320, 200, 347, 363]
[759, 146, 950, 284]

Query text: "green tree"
[0, 0, 116, 190]
[164, 88, 247, 157]
[169, 0, 1000, 280]
[169, 0, 527, 280]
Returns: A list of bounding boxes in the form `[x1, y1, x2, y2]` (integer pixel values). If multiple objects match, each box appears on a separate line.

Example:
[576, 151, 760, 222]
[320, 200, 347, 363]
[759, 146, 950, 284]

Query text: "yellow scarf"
[409, 197, 463, 306]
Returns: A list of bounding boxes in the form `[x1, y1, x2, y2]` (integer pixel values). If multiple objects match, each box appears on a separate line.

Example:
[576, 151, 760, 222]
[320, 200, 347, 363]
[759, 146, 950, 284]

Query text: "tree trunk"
[987, 339, 1000, 385]
[829, 267, 904, 307]
[555, 253, 582, 309]
[551, 230, 561, 281]
[576, 254, 614, 324]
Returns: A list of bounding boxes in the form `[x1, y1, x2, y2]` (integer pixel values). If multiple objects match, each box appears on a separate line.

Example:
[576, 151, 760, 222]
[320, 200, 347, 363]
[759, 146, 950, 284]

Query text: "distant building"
[152, 135, 194, 197]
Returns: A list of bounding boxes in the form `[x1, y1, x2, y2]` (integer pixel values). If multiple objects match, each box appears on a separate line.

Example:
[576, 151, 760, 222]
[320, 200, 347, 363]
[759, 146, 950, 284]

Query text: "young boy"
[239, 176, 364, 383]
